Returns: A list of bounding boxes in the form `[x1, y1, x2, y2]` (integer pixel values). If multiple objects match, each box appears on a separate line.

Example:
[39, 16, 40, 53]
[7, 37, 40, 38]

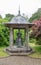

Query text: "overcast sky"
[0, 0, 41, 18]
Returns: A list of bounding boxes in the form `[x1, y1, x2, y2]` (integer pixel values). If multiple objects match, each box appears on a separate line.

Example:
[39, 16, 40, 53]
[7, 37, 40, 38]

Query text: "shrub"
[36, 37, 41, 45]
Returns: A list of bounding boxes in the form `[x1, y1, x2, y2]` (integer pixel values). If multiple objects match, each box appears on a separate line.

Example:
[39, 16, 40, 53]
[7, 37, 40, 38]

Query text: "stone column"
[10, 27, 13, 47]
[25, 27, 29, 49]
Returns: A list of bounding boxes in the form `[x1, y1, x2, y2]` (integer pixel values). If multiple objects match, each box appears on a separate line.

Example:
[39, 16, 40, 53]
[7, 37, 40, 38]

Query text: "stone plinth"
[6, 46, 32, 56]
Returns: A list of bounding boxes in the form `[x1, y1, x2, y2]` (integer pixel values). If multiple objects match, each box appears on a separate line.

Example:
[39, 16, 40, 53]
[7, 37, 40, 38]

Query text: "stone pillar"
[25, 27, 29, 49]
[10, 27, 13, 47]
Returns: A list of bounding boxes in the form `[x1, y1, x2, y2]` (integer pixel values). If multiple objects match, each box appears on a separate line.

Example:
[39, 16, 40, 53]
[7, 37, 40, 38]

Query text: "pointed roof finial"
[18, 5, 20, 16]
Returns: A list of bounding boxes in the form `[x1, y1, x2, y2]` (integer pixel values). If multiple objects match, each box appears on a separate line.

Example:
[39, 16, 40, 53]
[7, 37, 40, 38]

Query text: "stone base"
[5, 46, 32, 56]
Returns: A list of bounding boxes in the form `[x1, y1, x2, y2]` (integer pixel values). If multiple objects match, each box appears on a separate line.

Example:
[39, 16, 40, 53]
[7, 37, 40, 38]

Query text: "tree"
[0, 25, 10, 46]
[0, 13, 15, 46]
[5, 13, 14, 21]
[30, 17, 41, 45]
[0, 15, 2, 18]
[29, 8, 41, 22]
[31, 17, 41, 37]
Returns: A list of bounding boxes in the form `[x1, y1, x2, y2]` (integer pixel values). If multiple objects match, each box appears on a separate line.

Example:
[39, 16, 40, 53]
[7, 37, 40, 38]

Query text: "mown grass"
[33, 45, 41, 53]
[29, 43, 41, 58]
[0, 46, 9, 57]
[29, 53, 41, 58]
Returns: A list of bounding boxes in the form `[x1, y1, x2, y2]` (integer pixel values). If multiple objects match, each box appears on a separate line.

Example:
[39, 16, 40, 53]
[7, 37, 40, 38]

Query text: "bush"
[36, 37, 41, 45]
[29, 38, 36, 43]
[0, 25, 9, 46]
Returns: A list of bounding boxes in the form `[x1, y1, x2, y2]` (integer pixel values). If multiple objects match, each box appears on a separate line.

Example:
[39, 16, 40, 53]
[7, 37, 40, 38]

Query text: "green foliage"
[29, 43, 41, 58]
[5, 13, 14, 21]
[36, 37, 41, 45]
[0, 25, 9, 46]
[29, 14, 40, 22]
[0, 47, 9, 57]
[0, 13, 15, 46]
[29, 8, 41, 22]
[29, 8, 41, 45]
[29, 38, 36, 43]
[33, 45, 41, 53]
[0, 15, 2, 18]
[0, 18, 8, 23]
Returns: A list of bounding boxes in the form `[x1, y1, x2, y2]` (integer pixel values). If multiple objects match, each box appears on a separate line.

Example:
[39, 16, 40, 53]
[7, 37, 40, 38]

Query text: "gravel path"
[0, 56, 41, 65]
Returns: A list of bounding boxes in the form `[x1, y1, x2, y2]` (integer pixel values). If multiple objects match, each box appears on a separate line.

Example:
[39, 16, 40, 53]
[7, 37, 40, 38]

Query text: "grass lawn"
[29, 43, 41, 58]
[0, 46, 9, 57]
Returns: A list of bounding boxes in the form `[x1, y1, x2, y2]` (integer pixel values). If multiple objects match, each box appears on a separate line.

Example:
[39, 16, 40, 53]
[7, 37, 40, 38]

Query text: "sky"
[0, 0, 41, 18]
